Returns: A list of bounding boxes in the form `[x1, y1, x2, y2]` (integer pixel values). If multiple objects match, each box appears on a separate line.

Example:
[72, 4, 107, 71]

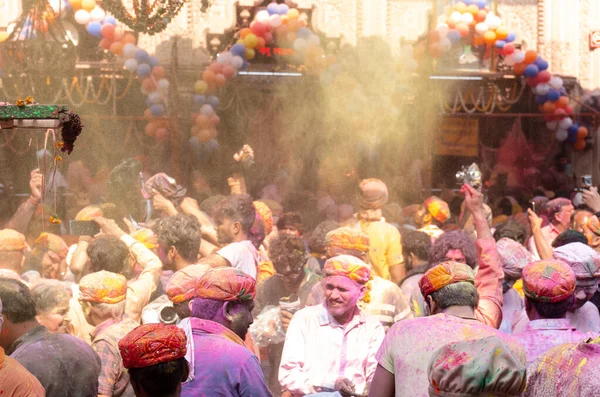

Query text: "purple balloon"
[524, 64, 540, 78]
[547, 89, 561, 102]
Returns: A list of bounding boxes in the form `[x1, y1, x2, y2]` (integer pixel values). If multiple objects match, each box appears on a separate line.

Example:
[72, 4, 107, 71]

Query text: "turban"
[419, 262, 475, 298]
[195, 268, 256, 302]
[166, 264, 210, 304]
[0, 229, 27, 252]
[258, 199, 283, 216]
[79, 270, 127, 304]
[33, 233, 69, 261]
[424, 196, 450, 224]
[553, 243, 600, 286]
[496, 238, 533, 280]
[585, 215, 600, 237]
[358, 179, 388, 210]
[142, 173, 187, 204]
[119, 323, 187, 369]
[130, 228, 158, 251]
[326, 227, 370, 253]
[428, 336, 526, 397]
[546, 198, 572, 218]
[253, 201, 273, 235]
[522, 260, 576, 303]
[324, 255, 371, 284]
[75, 205, 103, 221]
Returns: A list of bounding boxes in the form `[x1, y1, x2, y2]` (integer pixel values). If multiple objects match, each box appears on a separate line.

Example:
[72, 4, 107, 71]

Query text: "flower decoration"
[102, 0, 185, 35]
[24, 96, 35, 105]
[60, 111, 84, 154]
[49, 214, 62, 224]
[16, 99, 25, 107]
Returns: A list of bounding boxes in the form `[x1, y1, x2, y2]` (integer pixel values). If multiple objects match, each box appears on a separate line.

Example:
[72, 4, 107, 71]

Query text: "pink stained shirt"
[376, 313, 525, 397]
[512, 302, 600, 335]
[515, 318, 587, 365]
[527, 223, 560, 260]
[279, 303, 385, 396]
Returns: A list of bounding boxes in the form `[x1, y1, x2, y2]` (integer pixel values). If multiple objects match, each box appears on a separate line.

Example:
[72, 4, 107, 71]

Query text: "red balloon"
[215, 74, 226, 87]
[99, 38, 111, 50]
[503, 43, 515, 55]
[564, 105, 574, 115]
[251, 22, 267, 37]
[513, 62, 526, 75]
[141, 78, 157, 92]
[526, 77, 539, 87]
[152, 66, 165, 80]
[222, 65, 236, 79]
[101, 24, 115, 40]
[456, 24, 470, 38]
[263, 32, 274, 44]
[155, 128, 169, 141]
[553, 108, 566, 120]
[209, 63, 224, 74]
[537, 70, 551, 83]
[210, 115, 220, 126]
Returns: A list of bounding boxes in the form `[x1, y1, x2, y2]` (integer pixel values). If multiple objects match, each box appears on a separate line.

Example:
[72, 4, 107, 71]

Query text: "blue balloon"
[193, 95, 206, 106]
[447, 30, 461, 43]
[241, 60, 249, 70]
[87, 22, 102, 37]
[535, 95, 547, 105]
[189, 136, 203, 153]
[535, 57, 549, 71]
[464, 0, 474, 4]
[547, 89, 561, 102]
[231, 43, 247, 57]
[136, 49, 150, 63]
[148, 56, 160, 68]
[505, 32, 516, 43]
[267, 3, 279, 15]
[567, 129, 578, 143]
[495, 40, 506, 49]
[150, 104, 165, 116]
[137, 63, 151, 78]
[103, 16, 117, 25]
[476, 0, 487, 9]
[207, 96, 220, 109]
[206, 139, 220, 152]
[297, 27, 312, 39]
[524, 64, 539, 78]
[568, 124, 579, 135]
[277, 4, 289, 15]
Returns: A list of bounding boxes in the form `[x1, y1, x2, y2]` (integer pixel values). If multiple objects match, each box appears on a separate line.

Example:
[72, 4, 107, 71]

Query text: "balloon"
[270, 15, 282, 28]
[495, 27, 509, 40]
[195, 115, 211, 129]
[136, 49, 150, 63]
[547, 89, 561, 102]
[100, 24, 115, 40]
[123, 43, 137, 58]
[193, 95, 206, 106]
[535, 57, 549, 71]
[200, 104, 214, 117]
[467, 4, 479, 15]
[202, 70, 216, 84]
[197, 129, 213, 143]
[554, 108, 566, 120]
[109, 41, 123, 55]
[90, 6, 105, 22]
[487, 16, 501, 30]
[210, 115, 220, 126]
[574, 139, 587, 150]
[556, 129, 568, 142]
[513, 62, 526, 75]
[256, 10, 270, 23]
[483, 31, 496, 44]
[436, 23, 449, 36]
[524, 50, 538, 64]
[297, 27, 312, 39]
[103, 16, 117, 26]
[475, 0, 487, 9]
[70, 0, 82, 10]
[461, 13, 474, 25]
[150, 104, 165, 116]
[524, 64, 539, 78]
[141, 78, 156, 92]
[256, 37, 266, 49]
[440, 37, 452, 51]
[543, 101, 556, 113]
[215, 74, 226, 87]
[565, 105, 574, 116]
[206, 96, 220, 109]
[240, 28, 252, 39]
[74, 10, 91, 25]
[124, 59, 138, 72]
[512, 50, 525, 63]
[244, 33, 258, 48]
[148, 56, 160, 68]
[231, 43, 247, 57]
[245, 48, 255, 60]
[280, 5, 292, 16]
[137, 64, 151, 77]
[294, 38, 308, 52]
[450, 11, 462, 24]
[143, 108, 153, 120]
[546, 121, 558, 130]
[217, 52, 232, 66]
[100, 38, 111, 50]
[503, 43, 515, 55]
[149, 91, 162, 104]
[209, 62, 224, 74]
[155, 128, 169, 141]
[267, 2, 279, 15]
[152, 66, 165, 80]
[87, 22, 102, 37]
[559, 117, 573, 130]
[81, 0, 96, 12]
[194, 80, 207, 94]
[535, 83, 550, 95]
[121, 33, 136, 45]
[537, 70, 551, 83]
[251, 22, 268, 37]
[447, 30, 461, 43]
[456, 23, 470, 37]
[504, 55, 515, 66]
[526, 77, 539, 87]
[496, 40, 506, 49]
[577, 127, 589, 139]
[455, 2, 467, 13]
[145, 122, 158, 137]
[555, 96, 569, 109]
[222, 65, 236, 78]
[506, 32, 516, 42]
[549, 76, 563, 89]
[231, 55, 244, 69]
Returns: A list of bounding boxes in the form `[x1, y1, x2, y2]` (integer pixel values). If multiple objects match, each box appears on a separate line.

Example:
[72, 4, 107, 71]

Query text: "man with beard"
[181, 267, 271, 396]
[253, 233, 322, 395]
[279, 255, 385, 396]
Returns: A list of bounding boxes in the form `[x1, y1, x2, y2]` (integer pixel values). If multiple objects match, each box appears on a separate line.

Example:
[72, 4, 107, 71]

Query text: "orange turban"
[75, 205, 104, 221]
[324, 255, 371, 284]
[424, 196, 450, 224]
[419, 262, 475, 298]
[79, 270, 127, 304]
[119, 323, 187, 369]
[522, 260, 576, 303]
[253, 201, 273, 235]
[130, 228, 158, 251]
[195, 268, 256, 302]
[33, 232, 69, 260]
[358, 179, 388, 210]
[0, 229, 27, 252]
[326, 227, 370, 253]
[166, 264, 210, 304]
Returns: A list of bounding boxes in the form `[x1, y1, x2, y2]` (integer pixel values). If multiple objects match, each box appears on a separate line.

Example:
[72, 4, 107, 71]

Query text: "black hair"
[401, 230, 431, 262]
[277, 212, 304, 234]
[0, 278, 37, 323]
[429, 282, 479, 310]
[528, 295, 574, 319]
[87, 236, 130, 274]
[498, 198, 513, 217]
[269, 233, 307, 274]
[154, 214, 202, 262]
[308, 221, 340, 255]
[430, 231, 478, 269]
[214, 195, 256, 234]
[129, 357, 189, 397]
[552, 230, 588, 248]
[199, 195, 226, 218]
[494, 219, 528, 245]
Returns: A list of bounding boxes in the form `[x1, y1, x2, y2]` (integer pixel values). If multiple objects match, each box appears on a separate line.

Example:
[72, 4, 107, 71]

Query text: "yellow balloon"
[287, 8, 300, 19]
[243, 33, 258, 49]
[194, 80, 208, 94]
[81, 0, 96, 12]
[244, 48, 255, 60]
[70, 0, 82, 10]
[0, 32, 8, 43]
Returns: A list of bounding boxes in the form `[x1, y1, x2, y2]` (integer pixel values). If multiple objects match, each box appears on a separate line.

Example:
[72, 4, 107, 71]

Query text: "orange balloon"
[524, 50, 538, 64]
[145, 122, 158, 137]
[209, 62, 224, 74]
[298, 19, 307, 28]
[473, 36, 484, 46]
[577, 127, 589, 140]
[513, 62, 526, 75]
[215, 74, 226, 87]
[143, 108, 153, 121]
[483, 30, 496, 44]
[288, 19, 300, 32]
[70, 0, 82, 10]
[210, 115, 220, 126]
[109, 42, 124, 56]
[195, 115, 211, 129]
[141, 78, 156, 92]
[455, 2, 467, 13]
[475, 10, 487, 22]
[240, 28, 252, 39]
[202, 70, 216, 84]
[574, 139, 587, 150]
[542, 101, 556, 113]
[555, 96, 569, 109]
[198, 129, 213, 143]
[457, 24, 470, 37]
[429, 30, 441, 42]
[447, 19, 457, 29]
[152, 66, 165, 80]
[467, 4, 479, 15]
[256, 37, 266, 49]
[222, 65, 236, 79]
[495, 27, 509, 40]
[121, 33, 136, 45]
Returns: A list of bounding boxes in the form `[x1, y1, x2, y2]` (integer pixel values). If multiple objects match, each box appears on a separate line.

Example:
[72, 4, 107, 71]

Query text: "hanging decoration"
[101, 0, 185, 34]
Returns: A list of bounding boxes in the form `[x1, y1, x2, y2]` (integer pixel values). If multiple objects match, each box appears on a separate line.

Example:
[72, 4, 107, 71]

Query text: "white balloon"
[256, 10, 270, 23]
[200, 104, 215, 117]
[231, 55, 244, 69]
[559, 117, 574, 130]
[436, 23, 449, 36]
[158, 79, 169, 90]
[307, 35, 320, 47]
[440, 37, 452, 51]
[90, 7, 105, 22]
[74, 9, 91, 25]
[461, 13, 474, 25]
[149, 92, 162, 104]
[123, 43, 137, 59]
[504, 55, 515, 66]
[556, 129, 568, 142]
[124, 58, 138, 72]
[293, 38, 308, 52]
[512, 50, 525, 63]
[475, 23, 488, 35]
[450, 12, 462, 24]
[549, 76, 564, 90]
[488, 16, 501, 30]
[546, 121, 558, 130]
[535, 83, 550, 95]
[270, 15, 282, 28]
[217, 51, 232, 65]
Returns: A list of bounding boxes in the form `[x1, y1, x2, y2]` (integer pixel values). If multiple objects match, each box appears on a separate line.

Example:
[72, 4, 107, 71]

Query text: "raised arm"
[528, 208, 553, 260]
[7, 169, 43, 233]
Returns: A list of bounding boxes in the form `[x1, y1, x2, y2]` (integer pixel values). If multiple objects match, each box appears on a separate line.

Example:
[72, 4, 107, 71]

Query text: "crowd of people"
[2, 150, 600, 397]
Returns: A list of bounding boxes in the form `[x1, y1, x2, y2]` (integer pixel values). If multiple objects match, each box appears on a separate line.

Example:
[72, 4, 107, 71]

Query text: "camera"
[575, 174, 593, 192]
[456, 163, 482, 191]
[159, 305, 180, 324]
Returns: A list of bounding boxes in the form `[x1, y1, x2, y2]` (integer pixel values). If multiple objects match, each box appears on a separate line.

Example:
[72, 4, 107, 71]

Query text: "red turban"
[424, 196, 450, 224]
[119, 323, 187, 369]
[419, 262, 475, 298]
[324, 255, 371, 284]
[166, 264, 211, 304]
[195, 268, 256, 302]
[79, 270, 127, 304]
[522, 260, 576, 303]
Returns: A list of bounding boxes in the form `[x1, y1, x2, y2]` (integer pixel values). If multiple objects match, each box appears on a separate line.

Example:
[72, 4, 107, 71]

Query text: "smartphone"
[70, 220, 100, 236]
[531, 201, 536, 213]
[582, 175, 593, 188]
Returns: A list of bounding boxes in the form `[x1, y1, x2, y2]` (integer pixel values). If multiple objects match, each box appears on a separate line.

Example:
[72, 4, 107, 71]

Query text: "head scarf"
[419, 262, 475, 298]
[326, 227, 370, 253]
[79, 270, 128, 304]
[166, 264, 211, 304]
[323, 255, 371, 284]
[358, 178, 388, 210]
[130, 228, 158, 251]
[119, 323, 187, 369]
[142, 173, 187, 204]
[553, 243, 600, 286]
[428, 336, 526, 397]
[496, 238, 534, 280]
[522, 260, 576, 303]
[253, 201, 273, 235]
[33, 233, 69, 261]
[546, 198, 572, 218]
[0, 229, 27, 252]
[424, 196, 450, 224]
[195, 268, 256, 302]
[74, 205, 104, 221]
